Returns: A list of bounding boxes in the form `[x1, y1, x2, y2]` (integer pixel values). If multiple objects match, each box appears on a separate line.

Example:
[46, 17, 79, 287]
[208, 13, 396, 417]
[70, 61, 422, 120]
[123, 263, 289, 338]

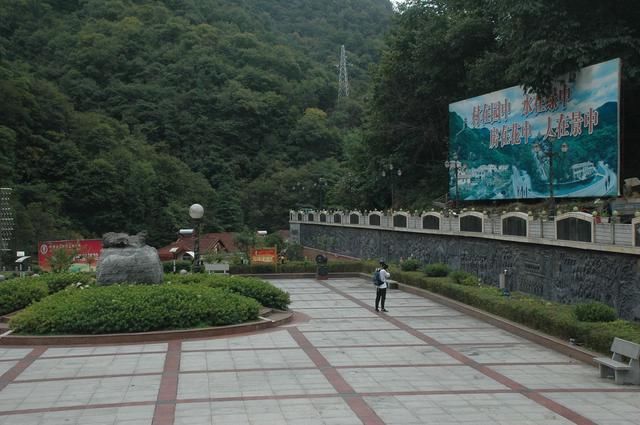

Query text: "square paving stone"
[18, 353, 166, 380]
[182, 330, 298, 351]
[178, 369, 336, 400]
[339, 365, 508, 393]
[544, 392, 640, 425]
[319, 345, 460, 367]
[365, 393, 575, 425]
[419, 328, 529, 344]
[303, 329, 427, 347]
[490, 364, 623, 389]
[180, 348, 314, 372]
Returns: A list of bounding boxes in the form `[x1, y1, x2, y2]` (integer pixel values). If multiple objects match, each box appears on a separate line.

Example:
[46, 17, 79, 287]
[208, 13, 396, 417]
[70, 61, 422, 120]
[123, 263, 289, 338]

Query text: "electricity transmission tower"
[0, 188, 14, 271]
[338, 45, 350, 98]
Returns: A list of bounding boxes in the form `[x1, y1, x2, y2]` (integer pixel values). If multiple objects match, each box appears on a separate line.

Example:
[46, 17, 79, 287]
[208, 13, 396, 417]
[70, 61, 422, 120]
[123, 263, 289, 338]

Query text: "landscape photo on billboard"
[448, 58, 620, 201]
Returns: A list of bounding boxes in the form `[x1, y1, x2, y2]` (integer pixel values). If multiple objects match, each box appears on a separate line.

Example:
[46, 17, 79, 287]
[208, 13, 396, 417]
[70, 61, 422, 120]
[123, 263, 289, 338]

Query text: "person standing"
[375, 262, 390, 312]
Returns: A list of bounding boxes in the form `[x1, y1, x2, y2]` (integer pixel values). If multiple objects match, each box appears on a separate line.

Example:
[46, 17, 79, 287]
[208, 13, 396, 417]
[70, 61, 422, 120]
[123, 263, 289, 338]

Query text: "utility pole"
[0, 188, 14, 271]
[338, 45, 350, 98]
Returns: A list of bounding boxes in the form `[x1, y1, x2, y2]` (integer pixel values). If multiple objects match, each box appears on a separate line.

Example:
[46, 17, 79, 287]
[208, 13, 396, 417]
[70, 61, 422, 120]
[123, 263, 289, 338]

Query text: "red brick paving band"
[0, 347, 46, 392]
[152, 340, 181, 425]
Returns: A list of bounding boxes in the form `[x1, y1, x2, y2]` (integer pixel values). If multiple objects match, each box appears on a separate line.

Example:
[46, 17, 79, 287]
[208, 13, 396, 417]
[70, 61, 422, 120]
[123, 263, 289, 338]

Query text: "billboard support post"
[534, 135, 569, 219]
[444, 156, 462, 209]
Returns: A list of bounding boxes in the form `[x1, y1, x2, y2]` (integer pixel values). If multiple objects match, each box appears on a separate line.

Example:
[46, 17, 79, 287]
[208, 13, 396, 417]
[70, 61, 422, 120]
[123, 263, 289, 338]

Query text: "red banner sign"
[38, 239, 103, 271]
[250, 247, 277, 264]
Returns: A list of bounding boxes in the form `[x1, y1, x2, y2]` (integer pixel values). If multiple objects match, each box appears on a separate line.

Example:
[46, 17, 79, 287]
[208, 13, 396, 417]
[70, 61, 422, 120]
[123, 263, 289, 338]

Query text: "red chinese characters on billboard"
[38, 239, 103, 271]
[250, 247, 277, 264]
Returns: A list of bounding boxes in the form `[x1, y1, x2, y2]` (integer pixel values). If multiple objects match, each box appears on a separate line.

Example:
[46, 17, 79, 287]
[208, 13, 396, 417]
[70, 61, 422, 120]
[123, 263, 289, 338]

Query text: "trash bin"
[315, 254, 328, 280]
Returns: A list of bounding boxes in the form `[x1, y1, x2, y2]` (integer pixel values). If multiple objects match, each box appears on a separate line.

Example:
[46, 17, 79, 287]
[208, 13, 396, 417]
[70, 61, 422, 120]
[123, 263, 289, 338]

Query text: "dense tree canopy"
[0, 0, 392, 257]
[351, 0, 640, 209]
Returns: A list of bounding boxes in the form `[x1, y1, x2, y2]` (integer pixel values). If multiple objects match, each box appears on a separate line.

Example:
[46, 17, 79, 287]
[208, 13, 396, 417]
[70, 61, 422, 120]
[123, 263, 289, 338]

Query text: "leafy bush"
[285, 243, 304, 261]
[422, 263, 450, 277]
[0, 278, 49, 315]
[574, 302, 617, 322]
[166, 274, 290, 310]
[10, 284, 260, 335]
[212, 276, 290, 310]
[449, 270, 479, 286]
[400, 258, 421, 271]
[229, 260, 362, 274]
[32, 272, 95, 294]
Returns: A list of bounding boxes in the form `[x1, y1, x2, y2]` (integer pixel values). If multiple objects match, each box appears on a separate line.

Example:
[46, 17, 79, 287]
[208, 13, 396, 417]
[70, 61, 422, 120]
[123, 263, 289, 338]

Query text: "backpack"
[372, 269, 383, 286]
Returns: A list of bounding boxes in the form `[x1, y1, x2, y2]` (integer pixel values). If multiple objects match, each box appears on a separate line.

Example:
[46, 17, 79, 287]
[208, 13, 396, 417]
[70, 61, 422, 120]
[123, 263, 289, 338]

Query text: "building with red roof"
[157, 232, 239, 262]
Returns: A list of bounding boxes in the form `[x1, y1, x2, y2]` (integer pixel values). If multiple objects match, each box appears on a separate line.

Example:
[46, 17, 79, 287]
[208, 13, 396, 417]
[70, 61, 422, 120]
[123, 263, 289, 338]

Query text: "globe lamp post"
[189, 203, 204, 273]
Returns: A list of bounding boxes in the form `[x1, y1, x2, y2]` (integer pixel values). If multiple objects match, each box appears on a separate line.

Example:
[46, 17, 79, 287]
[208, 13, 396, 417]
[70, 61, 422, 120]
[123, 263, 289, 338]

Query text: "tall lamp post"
[533, 136, 568, 219]
[444, 156, 462, 208]
[189, 203, 204, 273]
[313, 178, 328, 209]
[381, 163, 402, 209]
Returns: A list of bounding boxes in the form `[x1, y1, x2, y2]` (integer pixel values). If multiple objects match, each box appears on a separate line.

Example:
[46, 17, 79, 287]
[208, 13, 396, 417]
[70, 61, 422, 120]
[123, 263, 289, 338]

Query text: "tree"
[48, 247, 78, 273]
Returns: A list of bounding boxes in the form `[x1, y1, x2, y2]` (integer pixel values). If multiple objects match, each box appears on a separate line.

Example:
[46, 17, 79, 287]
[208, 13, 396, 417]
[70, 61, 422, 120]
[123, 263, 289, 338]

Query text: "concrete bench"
[594, 337, 640, 385]
[204, 262, 229, 274]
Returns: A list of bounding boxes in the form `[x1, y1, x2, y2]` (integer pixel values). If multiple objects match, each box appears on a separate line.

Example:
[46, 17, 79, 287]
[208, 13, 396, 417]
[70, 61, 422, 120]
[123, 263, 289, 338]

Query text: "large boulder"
[96, 232, 163, 285]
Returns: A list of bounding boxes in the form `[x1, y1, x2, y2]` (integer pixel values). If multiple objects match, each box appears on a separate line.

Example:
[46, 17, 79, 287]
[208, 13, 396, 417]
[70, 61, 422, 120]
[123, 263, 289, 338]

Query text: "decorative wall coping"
[290, 209, 640, 256]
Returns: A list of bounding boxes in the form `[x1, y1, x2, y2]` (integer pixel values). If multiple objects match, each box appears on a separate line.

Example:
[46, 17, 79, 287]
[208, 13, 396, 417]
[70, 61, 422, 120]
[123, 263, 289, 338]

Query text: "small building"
[157, 232, 238, 262]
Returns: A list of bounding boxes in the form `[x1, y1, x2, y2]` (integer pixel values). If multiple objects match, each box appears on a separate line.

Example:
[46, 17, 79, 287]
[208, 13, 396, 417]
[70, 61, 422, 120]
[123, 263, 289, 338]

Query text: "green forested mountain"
[4, 0, 640, 260]
[0, 0, 392, 254]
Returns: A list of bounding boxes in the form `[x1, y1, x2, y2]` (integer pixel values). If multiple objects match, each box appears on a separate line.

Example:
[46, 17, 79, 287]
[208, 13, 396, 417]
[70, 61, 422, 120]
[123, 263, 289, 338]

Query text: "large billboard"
[38, 239, 102, 271]
[448, 58, 620, 201]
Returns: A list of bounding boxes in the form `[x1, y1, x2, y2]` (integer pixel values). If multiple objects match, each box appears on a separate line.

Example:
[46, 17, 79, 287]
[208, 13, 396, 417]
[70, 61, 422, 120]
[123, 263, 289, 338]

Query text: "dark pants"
[375, 288, 387, 309]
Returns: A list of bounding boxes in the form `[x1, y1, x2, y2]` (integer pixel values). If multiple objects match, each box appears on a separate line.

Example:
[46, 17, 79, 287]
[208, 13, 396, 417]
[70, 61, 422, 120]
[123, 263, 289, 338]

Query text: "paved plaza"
[1, 277, 639, 424]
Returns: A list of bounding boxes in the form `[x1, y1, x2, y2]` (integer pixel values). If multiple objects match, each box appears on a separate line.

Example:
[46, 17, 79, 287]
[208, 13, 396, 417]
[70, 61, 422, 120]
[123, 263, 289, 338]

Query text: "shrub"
[574, 302, 617, 322]
[400, 258, 421, 272]
[32, 272, 95, 294]
[422, 263, 450, 277]
[211, 276, 290, 310]
[449, 270, 479, 286]
[10, 284, 260, 335]
[0, 278, 50, 315]
[165, 274, 290, 310]
[228, 260, 363, 274]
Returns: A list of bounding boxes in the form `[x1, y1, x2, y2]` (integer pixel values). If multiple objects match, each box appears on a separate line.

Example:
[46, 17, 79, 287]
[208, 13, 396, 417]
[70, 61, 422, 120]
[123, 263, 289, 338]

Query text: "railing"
[290, 210, 640, 255]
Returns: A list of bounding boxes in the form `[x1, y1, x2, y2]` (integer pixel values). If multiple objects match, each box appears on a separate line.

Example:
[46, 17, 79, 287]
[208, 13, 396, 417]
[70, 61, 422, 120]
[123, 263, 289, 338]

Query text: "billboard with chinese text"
[448, 58, 620, 201]
[38, 239, 103, 271]
[250, 247, 277, 264]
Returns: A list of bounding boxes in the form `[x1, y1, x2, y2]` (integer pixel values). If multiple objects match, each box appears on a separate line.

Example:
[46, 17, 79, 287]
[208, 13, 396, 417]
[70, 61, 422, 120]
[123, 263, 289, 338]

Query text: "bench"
[204, 262, 229, 274]
[594, 337, 640, 385]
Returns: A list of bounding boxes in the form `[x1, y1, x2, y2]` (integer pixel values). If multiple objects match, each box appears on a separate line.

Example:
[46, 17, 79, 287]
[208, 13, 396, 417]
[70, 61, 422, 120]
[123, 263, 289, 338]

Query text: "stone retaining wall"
[297, 223, 640, 321]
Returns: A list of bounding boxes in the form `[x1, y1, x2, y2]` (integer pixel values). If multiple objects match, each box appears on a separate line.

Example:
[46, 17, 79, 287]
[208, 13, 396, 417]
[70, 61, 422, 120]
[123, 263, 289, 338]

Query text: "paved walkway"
[1, 277, 639, 424]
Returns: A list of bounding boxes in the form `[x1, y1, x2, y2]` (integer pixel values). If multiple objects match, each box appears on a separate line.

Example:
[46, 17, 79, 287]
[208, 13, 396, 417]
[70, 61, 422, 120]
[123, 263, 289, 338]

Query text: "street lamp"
[189, 203, 204, 273]
[444, 156, 462, 208]
[533, 136, 569, 219]
[381, 163, 402, 209]
[313, 177, 328, 209]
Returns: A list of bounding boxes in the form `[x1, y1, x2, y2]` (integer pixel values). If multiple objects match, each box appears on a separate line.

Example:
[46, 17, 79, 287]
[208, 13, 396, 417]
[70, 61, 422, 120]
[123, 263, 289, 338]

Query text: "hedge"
[9, 284, 260, 335]
[165, 274, 290, 310]
[0, 278, 49, 316]
[391, 269, 640, 354]
[31, 272, 95, 294]
[229, 260, 364, 274]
